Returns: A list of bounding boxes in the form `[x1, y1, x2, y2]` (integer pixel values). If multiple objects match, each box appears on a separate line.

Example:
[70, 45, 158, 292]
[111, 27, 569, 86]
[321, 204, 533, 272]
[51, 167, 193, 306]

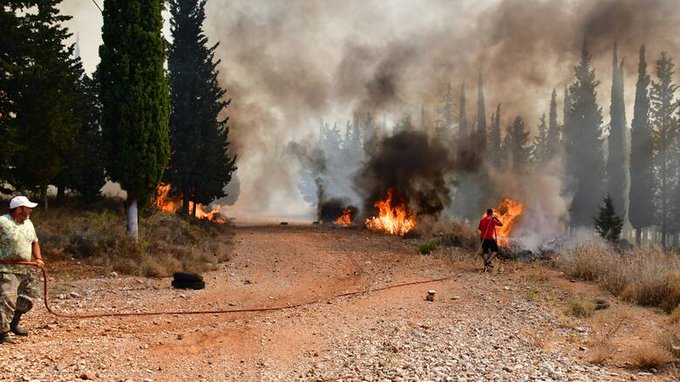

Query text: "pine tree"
[546, 88, 561, 157]
[55, 72, 106, 200]
[606, 43, 629, 222]
[594, 195, 624, 242]
[564, 39, 605, 227]
[629, 45, 656, 245]
[650, 52, 679, 246]
[503, 116, 531, 167]
[99, 0, 170, 238]
[165, 0, 237, 216]
[5, 0, 82, 207]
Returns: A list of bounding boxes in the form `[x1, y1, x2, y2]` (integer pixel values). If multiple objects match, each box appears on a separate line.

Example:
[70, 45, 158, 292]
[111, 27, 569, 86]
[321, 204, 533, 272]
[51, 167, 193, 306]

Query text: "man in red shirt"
[478, 209, 503, 271]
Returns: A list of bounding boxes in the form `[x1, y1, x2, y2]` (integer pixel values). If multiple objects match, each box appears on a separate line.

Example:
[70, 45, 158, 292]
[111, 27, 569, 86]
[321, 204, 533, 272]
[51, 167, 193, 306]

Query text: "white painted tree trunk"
[127, 199, 139, 240]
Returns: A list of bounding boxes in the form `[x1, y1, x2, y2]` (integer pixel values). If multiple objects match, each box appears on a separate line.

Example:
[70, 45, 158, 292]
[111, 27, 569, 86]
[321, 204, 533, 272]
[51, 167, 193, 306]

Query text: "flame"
[154, 183, 224, 223]
[490, 198, 523, 240]
[365, 189, 416, 236]
[336, 209, 353, 226]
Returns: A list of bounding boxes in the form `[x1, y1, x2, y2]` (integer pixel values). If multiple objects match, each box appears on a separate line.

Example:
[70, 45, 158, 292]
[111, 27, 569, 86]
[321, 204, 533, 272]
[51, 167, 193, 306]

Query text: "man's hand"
[34, 258, 44, 268]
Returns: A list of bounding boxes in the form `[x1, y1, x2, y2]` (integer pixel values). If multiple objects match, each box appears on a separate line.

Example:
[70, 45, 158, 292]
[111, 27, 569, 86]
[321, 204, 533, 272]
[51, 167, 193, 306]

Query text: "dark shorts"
[482, 239, 499, 254]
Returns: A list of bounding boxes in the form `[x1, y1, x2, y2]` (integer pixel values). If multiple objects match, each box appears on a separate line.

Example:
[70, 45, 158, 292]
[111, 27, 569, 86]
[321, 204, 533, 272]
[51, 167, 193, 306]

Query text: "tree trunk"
[127, 197, 139, 240]
[40, 185, 48, 211]
[181, 192, 190, 216]
[56, 185, 65, 205]
[635, 228, 642, 246]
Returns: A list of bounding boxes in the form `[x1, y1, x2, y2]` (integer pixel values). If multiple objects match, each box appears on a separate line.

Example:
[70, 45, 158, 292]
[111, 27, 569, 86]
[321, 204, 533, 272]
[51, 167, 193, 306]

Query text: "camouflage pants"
[0, 270, 39, 333]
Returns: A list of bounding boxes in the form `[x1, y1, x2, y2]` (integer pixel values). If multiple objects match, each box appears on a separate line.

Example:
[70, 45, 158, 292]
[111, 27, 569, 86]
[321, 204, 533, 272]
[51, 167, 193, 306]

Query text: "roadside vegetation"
[32, 196, 232, 278]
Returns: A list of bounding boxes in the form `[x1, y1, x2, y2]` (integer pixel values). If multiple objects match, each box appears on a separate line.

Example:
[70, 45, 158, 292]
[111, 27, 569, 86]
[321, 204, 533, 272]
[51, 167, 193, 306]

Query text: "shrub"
[629, 345, 672, 370]
[567, 294, 595, 318]
[34, 205, 232, 277]
[419, 241, 438, 255]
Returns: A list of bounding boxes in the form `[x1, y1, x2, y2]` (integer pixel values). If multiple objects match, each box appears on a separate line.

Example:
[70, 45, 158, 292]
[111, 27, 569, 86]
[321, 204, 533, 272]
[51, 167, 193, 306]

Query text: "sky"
[59, 0, 680, 222]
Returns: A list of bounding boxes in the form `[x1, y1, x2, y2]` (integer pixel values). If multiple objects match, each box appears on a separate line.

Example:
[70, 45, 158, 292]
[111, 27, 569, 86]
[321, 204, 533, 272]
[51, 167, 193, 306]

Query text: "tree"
[650, 52, 679, 246]
[476, 72, 487, 150]
[165, 0, 237, 216]
[489, 104, 502, 168]
[594, 195, 624, 242]
[436, 84, 455, 141]
[532, 113, 548, 163]
[2, 1, 82, 206]
[606, 43, 629, 222]
[503, 116, 531, 167]
[564, 39, 605, 227]
[546, 88, 561, 157]
[629, 45, 655, 245]
[54, 72, 106, 200]
[458, 82, 467, 142]
[99, 0, 170, 238]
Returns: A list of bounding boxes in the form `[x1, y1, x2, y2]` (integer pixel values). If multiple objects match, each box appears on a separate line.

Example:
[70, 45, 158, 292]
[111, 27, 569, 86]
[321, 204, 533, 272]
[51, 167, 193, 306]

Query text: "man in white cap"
[0, 195, 43, 344]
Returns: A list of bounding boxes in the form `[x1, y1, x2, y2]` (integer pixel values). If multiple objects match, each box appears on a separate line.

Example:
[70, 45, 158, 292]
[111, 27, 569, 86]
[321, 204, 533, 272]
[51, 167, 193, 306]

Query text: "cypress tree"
[594, 195, 624, 242]
[649, 52, 678, 246]
[166, 0, 237, 216]
[99, 0, 170, 238]
[458, 82, 467, 142]
[547, 88, 560, 158]
[489, 104, 502, 167]
[565, 39, 605, 227]
[606, 43, 629, 222]
[476, 72, 487, 150]
[532, 113, 548, 163]
[629, 45, 655, 245]
[5, 0, 82, 207]
[436, 84, 455, 141]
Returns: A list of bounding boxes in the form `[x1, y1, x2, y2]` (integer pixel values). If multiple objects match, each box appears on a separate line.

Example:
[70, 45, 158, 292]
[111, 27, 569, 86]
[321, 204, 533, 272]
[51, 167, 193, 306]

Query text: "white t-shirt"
[0, 213, 38, 273]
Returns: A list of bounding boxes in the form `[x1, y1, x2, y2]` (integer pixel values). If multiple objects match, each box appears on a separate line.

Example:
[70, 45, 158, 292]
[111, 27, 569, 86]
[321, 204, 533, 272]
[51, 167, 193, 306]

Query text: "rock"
[80, 371, 96, 380]
[70, 291, 81, 298]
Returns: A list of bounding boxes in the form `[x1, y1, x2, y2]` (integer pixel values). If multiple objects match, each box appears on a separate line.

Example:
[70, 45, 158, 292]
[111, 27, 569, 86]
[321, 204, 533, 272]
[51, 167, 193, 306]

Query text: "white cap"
[9, 196, 38, 209]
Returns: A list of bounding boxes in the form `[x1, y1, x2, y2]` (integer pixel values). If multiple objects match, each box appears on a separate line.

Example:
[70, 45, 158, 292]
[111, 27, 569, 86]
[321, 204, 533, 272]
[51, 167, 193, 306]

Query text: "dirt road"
[0, 225, 673, 381]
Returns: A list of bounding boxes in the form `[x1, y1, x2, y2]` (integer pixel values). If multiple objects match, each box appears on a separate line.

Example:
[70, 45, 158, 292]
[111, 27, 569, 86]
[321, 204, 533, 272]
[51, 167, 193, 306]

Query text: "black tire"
[171, 272, 205, 290]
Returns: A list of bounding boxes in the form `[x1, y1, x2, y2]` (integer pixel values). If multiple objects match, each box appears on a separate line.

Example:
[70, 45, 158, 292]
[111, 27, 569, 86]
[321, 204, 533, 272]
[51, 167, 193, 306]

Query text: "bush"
[419, 241, 438, 255]
[567, 294, 595, 318]
[34, 205, 232, 277]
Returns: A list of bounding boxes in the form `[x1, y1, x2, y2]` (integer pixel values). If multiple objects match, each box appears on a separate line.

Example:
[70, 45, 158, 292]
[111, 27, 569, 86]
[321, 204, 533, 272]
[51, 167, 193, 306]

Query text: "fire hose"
[0, 261, 457, 319]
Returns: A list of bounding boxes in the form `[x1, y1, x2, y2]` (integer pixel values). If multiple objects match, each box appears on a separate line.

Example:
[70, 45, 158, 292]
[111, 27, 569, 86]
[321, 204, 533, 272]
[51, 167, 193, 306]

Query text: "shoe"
[0, 332, 14, 344]
[10, 312, 28, 336]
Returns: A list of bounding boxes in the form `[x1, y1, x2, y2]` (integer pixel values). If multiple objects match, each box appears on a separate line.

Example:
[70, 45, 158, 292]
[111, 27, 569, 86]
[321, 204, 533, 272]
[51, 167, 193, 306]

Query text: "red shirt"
[478, 216, 501, 240]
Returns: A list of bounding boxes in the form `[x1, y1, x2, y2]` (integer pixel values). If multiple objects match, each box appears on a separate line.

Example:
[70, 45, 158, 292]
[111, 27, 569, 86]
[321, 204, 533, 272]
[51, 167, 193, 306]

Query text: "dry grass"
[558, 243, 680, 313]
[587, 316, 624, 366]
[34, 201, 233, 278]
[660, 322, 680, 359]
[566, 294, 595, 318]
[629, 345, 673, 370]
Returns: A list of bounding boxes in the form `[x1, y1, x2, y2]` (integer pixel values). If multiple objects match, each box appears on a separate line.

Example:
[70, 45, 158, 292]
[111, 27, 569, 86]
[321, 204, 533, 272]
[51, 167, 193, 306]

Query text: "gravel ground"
[0, 226, 674, 381]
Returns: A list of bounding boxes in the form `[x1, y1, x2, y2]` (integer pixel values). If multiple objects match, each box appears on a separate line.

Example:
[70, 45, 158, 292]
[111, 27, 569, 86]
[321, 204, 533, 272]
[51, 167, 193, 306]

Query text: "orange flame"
[155, 183, 224, 223]
[336, 209, 353, 226]
[365, 189, 416, 236]
[490, 198, 523, 240]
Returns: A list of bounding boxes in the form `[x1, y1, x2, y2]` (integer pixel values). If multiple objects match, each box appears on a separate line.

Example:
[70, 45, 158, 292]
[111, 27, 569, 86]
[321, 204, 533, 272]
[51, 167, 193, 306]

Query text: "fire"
[336, 209, 353, 226]
[365, 189, 416, 236]
[491, 198, 523, 240]
[155, 183, 224, 222]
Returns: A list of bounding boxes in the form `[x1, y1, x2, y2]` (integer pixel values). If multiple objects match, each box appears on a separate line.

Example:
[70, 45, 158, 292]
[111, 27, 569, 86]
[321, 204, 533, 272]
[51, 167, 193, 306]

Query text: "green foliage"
[564, 39, 605, 227]
[629, 45, 656, 235]
[606, 43, 628, 221]
[99, 0, 170, 208]
[0, 1, 83, 199]
[594, 195, 624, 242]
[419, 241, 438, 255]
[164, 0, 237, 215]
[503, 116, 531, 166]
[650, 52, 679, 244]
